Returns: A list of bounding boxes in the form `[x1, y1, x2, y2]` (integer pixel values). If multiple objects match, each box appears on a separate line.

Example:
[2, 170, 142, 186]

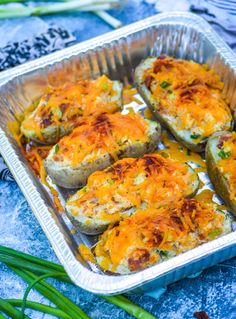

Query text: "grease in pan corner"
[135, 55, 233, 152]
[206, 131, 236, 216]
[21, 75, 123, 144]
[44, 111, 161, 189]
[93, 198, 232, 274]
[66, 153, 199, 235]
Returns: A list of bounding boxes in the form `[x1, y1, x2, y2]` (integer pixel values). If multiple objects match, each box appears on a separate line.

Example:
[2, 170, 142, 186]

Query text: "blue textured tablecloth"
[0, 1, 236, 319]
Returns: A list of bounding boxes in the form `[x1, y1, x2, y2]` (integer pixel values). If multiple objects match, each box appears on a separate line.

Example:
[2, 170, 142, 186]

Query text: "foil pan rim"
[0, 11, 235, 84]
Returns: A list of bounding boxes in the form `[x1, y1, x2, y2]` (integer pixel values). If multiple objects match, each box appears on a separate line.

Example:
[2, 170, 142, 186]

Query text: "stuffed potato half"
[66, 153, 199, 234]
[44, 112, 161, 189]
[206, 131, 236, 215]
[94, 198, 232, 274]
[21, 75, 123, 144]
[135, 56, 233, 152]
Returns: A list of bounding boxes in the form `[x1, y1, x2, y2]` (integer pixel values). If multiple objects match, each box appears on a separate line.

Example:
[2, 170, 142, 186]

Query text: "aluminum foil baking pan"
[0, 12, 236, 295]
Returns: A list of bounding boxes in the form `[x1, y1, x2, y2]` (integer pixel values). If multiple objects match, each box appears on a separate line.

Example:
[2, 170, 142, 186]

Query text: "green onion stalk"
[0, 298, 31, 319]
[7, 299, 71, 319]
[0, 245, 158, 319]
[0, 0, 124, 28]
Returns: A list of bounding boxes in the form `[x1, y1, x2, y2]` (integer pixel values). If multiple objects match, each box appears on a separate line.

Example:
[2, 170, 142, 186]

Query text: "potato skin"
[44, 124, 161, 189]
[66, 159, 199, 235]
[94, 199, 232, 274]
[21, 79, 123, 145]
[21, 124, 69, 145]
[135, 57, 233, 152]
[66, 212, 109, 235]
[206, 131, 236, 215]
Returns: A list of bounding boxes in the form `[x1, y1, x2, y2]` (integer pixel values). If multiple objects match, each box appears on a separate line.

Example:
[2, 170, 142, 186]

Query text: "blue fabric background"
[0, 1, 236, 318]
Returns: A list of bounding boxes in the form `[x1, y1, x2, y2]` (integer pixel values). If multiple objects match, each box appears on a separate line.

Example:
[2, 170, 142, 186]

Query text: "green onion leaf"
[0, 312, 7, 319]
[160, 250, 169, 258]
[1, 245, 159, 319]
[101, 82, 109, 90]
[54, 144, 59, 154]
[107, 178, 114, 185]
[102, 295, 157, 319]
[160, 81, 171, 89]
[6, 299, 71, 319]
[82, 186, 87, 193]
[190, 133, 201, 139]
[7, 266, 91, 319]
[0, 298, 31, 319]
[168, 92, 175, 100]
[209, 229, 221, 238]
[218, 150, 231, 159]
[160, 151, 169, 158]
[21, 272, 68, 319]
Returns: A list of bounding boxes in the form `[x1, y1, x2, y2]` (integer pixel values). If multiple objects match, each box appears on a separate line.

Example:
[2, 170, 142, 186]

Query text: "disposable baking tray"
[0, 12, 236, 295]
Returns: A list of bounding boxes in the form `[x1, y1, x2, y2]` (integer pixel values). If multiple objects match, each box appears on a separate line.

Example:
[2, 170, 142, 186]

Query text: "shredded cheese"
[95, 198, 227, 273]
[144, 56, 232, 137]
[67, 153, 197, 223]
[21, 75, 121, 142]
[51, 112, 149, 167]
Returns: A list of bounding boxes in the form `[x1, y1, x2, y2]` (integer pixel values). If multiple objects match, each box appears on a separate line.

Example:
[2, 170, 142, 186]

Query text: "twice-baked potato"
[206, 131, 236, 215]
[94, 198, 232, 274]
[44, 112, 161, 189]
[135, 56, 233, 152]
[66, 153, 199, 234]
[21, 75, 123, 144]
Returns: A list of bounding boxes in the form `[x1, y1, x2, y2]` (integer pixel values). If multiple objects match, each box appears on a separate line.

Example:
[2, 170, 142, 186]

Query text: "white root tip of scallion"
[94, 10, 122, 28]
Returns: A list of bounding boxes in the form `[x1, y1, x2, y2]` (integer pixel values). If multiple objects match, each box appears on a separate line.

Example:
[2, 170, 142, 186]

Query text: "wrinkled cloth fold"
[146, 0, 236, 50]
[191, 0, 236, 50]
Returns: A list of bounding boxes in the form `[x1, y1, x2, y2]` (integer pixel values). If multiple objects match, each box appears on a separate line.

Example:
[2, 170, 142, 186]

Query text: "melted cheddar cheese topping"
[95, 198, 229, 273]
[217, 132, 236, 199]
[21, 75, 121, 141]
[67, 153, 198, 223]
[50, 112, 150, 166]
[144, 56, 232, 137]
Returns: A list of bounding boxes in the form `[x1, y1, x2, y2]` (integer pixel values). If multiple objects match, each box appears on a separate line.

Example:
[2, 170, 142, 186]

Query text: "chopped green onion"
[190, 133, 201, 139]
[54, 144, 59, 154]
[168, 92, 175, 100]
[101, 82, 109, 90]
[82, 186, 87, 193]
[6, 299, 71, 319]
[107, 178, 114, 185]
[160, 250, 169, 258]
[209, 229, 221, 238]
[218, 150, 231, 159]
[160, 151, 169, 158]
[52, 108, 62, 118]
[160, 81, 171, 89]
